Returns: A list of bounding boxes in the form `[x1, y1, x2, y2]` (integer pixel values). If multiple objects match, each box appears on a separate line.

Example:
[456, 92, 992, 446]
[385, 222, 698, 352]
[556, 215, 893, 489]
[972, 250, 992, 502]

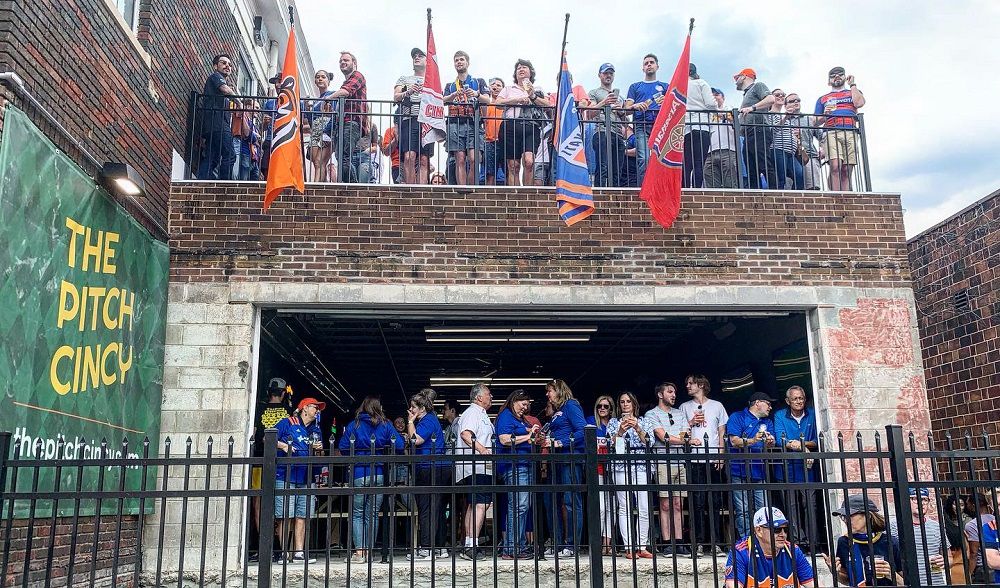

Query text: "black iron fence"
[184, 93, 872, 192]
[2, 426, 997, 587]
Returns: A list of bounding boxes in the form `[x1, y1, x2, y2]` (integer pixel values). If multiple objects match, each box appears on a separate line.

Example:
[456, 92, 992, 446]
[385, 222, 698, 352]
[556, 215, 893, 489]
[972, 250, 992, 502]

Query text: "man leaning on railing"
[196, 54, 238, 181]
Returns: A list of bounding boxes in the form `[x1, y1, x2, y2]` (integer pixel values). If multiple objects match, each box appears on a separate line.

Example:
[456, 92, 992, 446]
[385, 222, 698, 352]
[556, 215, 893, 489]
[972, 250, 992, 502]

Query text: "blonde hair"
[593, 395, 616, 422]
[547, 379, 574, 409]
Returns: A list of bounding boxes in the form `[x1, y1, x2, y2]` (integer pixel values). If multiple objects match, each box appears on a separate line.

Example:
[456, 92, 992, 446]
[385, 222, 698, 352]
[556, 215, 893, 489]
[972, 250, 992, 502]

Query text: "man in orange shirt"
[482, 78, 505, 185]
[380, 125, 400, 183]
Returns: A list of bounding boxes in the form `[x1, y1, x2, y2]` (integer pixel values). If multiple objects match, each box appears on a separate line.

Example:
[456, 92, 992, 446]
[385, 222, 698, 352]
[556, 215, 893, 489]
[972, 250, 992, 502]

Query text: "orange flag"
[264, 28, 305, 210]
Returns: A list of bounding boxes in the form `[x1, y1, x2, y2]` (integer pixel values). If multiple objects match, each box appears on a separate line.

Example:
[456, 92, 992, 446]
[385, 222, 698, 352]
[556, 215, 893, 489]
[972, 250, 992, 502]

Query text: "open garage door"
[253, 306, 814, 431]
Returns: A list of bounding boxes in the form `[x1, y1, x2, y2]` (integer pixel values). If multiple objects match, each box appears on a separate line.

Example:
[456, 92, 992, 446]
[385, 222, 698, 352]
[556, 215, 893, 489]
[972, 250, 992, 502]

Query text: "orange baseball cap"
[733, 68, 757, 80]
[297, 397, 327, 411]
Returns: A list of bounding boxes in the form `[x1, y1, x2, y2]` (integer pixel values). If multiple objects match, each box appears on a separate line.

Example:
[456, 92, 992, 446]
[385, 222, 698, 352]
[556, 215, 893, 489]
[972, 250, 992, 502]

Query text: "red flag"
[418, 12, 446, 146]
[263, 28, 305, 210]
[638, 32, 691, 229]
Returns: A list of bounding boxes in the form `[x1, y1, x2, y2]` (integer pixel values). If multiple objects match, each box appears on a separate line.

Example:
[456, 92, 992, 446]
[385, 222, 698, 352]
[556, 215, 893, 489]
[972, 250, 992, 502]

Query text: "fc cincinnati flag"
[418, 9, 446, 147]
[263, 27, 305, 210]
[638, 20, 693, 229]
[553, 53, 594, 226]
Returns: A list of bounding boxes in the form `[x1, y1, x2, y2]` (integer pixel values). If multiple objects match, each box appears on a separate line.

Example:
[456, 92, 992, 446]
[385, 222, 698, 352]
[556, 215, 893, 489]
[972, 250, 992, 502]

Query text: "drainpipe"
[0, 71, 168, 239]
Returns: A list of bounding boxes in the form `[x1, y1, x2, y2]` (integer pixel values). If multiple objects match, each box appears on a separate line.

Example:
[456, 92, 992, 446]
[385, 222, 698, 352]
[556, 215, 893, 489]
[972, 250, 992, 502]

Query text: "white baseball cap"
[753, 507, 788, 529]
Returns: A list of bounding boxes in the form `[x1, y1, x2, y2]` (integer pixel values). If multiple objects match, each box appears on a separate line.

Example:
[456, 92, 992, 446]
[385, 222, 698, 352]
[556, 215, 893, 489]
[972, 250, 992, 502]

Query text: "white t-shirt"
[679, 398, 729, 461]
[454, 403, 495, 480]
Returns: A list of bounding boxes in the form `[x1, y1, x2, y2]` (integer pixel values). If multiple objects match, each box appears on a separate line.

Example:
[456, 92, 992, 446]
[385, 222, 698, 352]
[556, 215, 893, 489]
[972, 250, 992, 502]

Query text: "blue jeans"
[351, 474, 384, 550]
[772, 149, 804, 190]
[732, 475, 767, 539]
[551, 463, 584, 549]
[502, 466, 532, 554]
[634, 125, 652, 184]
[197, 131, 235, 180]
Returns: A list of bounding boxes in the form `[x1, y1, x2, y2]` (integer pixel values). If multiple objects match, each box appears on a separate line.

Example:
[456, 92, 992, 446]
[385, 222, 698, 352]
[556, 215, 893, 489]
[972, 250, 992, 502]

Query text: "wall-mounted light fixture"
[100, 162, 146, 198]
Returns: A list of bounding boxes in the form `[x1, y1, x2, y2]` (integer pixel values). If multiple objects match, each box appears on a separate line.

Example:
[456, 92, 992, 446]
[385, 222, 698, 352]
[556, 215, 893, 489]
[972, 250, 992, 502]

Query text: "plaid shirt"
[340, 70, 368, 127]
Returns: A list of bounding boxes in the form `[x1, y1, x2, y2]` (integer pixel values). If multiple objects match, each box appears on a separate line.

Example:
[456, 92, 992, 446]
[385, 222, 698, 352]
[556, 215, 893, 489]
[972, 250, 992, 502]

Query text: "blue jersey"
[274, 416, 321, 484]
[983, 518, 1000, 585]
[549, 399, 587, 452]
[772, 408, 818, 482]
[412, 413, 445, 471]
[726, 408, 776, 480]
[726, 535, 814, 588]
[495, 408, 533, 474]
[627, 80, 667, 123]
[814, 89, 858, 129]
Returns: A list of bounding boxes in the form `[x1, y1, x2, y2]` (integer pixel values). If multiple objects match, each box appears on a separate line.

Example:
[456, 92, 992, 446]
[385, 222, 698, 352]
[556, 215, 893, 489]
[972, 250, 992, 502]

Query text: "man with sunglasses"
[647, 381, 701, 555]
[727, 392, 778, 539]
[726, 507, 814, 588]
[815, 66, 865, 191]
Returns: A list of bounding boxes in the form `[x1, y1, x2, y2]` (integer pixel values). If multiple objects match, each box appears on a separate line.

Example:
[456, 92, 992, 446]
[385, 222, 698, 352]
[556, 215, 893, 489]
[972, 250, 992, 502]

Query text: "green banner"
[0, 106, 168, 517]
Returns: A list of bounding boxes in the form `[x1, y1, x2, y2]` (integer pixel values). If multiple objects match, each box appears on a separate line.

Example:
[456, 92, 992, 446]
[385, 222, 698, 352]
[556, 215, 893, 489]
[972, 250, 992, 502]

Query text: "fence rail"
[2, 426, 998, 587]
[184, 93, 872, 192]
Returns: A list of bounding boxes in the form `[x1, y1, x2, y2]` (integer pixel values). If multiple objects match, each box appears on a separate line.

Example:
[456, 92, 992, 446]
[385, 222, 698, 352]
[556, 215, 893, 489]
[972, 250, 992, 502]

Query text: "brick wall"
[168, 184, 911, 287]
[0, 0, 242, 231]
[908, 188, 1000, 454]
[0, 516, 139, 587]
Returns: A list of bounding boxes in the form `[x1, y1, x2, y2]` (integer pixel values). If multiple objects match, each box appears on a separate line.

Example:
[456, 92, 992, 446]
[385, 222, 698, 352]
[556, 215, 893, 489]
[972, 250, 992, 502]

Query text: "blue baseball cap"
[598, 63, 615, 74]
[711, 87, 724, 96]
[909, 488, 930, 498]
[753, 507, 788, 528]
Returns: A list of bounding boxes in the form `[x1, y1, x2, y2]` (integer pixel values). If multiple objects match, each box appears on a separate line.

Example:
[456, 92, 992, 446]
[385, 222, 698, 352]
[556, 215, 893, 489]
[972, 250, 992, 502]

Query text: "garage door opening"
[254, 307, 814, 433]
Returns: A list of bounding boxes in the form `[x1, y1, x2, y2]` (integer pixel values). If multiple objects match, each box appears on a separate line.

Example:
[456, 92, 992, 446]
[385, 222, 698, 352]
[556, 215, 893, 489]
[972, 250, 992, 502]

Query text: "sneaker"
[543, 547, 555, 556]
[290, 551, 316, 564]
[248, 552, 259, 563]
[460, 547, 486, 561]
[675, 545, 693, 556]
[501, 552, 515, 560]
[407, 549, 431, 561]
[556, 548, 574, 558]
[659, 545, 674, 556]
[346, 551, 367, 564]
[434, 548, 449, 557]
[637, 549, 654, 559]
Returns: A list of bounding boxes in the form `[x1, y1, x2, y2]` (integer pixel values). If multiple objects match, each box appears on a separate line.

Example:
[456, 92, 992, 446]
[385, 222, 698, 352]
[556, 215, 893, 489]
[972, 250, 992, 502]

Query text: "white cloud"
[295, 0, 1000, 232]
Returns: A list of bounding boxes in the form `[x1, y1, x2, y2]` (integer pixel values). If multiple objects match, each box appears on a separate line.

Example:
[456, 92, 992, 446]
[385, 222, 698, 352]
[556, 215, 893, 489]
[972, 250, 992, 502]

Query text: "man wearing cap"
[888, 488, 949, 586]
[274, 397, 325, 563]
[703, 87, 739, 189]
[394, 48, 434, 184]
[733, 68, 776, 189]
[773, 386, 821, 551]
[828, 495, 903, 586]
[726, 506, 815, 588]
[727, 391, 778, 538]
[815, 67, 865, 191]
[587, 63, 627, 187]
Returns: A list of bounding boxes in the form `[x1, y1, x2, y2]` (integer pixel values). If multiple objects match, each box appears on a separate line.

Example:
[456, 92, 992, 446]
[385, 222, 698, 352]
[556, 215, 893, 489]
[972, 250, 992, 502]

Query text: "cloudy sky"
[296, 0, 999, 238]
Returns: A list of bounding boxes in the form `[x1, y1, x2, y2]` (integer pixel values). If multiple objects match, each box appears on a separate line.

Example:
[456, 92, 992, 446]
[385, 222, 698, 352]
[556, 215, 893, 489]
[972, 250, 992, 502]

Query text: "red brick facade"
[169, 183, 911, 287]
[908, 188, 1000, 451]
[0, 0, 243, 231]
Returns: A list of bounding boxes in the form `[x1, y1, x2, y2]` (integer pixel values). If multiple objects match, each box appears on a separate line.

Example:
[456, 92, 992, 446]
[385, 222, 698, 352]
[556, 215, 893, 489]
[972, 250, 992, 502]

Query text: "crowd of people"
[195, 50, 867, 192]
[252, 374, 1000, 587]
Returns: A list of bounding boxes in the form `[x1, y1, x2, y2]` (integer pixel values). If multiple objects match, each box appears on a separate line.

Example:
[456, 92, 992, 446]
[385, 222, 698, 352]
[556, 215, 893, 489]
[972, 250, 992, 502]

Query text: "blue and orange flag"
[263, 27, 305, 211]
[553, 53, 594, 226]
[638, 21, 692, 229]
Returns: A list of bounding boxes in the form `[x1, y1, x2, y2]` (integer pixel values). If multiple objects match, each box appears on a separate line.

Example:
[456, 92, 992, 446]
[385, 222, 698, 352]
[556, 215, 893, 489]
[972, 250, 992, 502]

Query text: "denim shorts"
[275, 479, 313, 518]
[446, 119, 483, 152]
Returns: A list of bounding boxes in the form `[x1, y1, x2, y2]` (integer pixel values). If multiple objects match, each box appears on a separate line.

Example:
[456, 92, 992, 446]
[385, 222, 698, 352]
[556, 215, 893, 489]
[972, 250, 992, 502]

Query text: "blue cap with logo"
[598, 63, 615, 74]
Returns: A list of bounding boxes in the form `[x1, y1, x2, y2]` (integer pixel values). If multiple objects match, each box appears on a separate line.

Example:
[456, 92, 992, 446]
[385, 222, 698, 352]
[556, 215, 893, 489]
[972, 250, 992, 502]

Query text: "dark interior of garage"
[254, 307, 813, 440]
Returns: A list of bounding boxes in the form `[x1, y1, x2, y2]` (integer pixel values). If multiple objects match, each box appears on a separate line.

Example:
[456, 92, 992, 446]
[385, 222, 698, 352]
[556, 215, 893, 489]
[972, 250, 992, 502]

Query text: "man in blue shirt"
[727, 392, 777, 539]
[274, 397, 325, 563]
[624, 54, 668, 184]
[726, 507, 815, 588]
[773, 386, 821, 551]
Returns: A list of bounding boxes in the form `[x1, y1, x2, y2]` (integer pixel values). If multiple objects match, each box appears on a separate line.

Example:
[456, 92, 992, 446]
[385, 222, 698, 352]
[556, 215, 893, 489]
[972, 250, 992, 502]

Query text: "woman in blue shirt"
[337, 396, 404, 563]
[540, 379, 587, 555]
[588, 395, 616, 554]
[404, 388, 445, 559]
[496, 389, 539, 559]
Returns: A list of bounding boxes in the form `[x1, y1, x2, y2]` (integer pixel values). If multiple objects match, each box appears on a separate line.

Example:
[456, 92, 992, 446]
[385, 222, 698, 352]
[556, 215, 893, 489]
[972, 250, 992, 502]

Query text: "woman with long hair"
[825, 495, 903, 586]
[589, 395, 617, 555]
[337, 396, 404, 563]
[607, 391, 655, 558]
[540, 379, 587, 556]
[405, 388, 445, 560]
[496, 389, 539, 559]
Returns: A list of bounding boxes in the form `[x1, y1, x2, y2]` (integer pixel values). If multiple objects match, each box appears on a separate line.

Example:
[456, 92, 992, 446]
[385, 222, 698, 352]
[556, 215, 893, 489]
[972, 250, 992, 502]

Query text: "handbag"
[796, 143, 810, 165]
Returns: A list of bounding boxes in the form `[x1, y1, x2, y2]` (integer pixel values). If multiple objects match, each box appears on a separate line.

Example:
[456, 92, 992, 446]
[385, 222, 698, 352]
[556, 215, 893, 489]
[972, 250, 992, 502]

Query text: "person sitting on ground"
[824, 495, 903, 586]
[430, 171, 447, 185]
[726, 507, 814, 588]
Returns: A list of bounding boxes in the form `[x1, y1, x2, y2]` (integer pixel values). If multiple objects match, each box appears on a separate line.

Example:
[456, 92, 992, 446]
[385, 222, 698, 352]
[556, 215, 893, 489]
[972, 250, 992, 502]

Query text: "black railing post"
[730, 108, 745, 189]
[258, 429, 277, 588]
[584, 425, 604, 588]
[857, 114, 872, 191]
[335, 97, 347, 183]
[886, 425, 919, 588]
[184, 91, 198, 179]
[0, 432, 9, 510]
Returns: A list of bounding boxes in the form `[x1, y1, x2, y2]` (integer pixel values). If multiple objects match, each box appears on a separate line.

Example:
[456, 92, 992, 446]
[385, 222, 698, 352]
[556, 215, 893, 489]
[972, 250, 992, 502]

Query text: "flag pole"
[553, 13, 570, 146]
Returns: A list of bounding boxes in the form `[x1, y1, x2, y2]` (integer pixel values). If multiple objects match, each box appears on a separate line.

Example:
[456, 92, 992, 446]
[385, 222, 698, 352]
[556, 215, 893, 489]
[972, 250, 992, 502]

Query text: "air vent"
[953, 289, 971, 314]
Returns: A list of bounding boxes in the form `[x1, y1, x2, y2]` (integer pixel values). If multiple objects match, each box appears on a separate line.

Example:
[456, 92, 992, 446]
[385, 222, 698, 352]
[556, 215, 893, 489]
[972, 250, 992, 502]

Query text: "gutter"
[0, 71, 169, 240]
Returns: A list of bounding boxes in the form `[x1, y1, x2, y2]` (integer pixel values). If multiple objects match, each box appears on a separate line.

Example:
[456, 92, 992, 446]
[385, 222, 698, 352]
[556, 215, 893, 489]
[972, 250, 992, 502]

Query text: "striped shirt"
[889, 517, 950, 586]
[767, 113, 797, 153]
[815, 89, 858, 129]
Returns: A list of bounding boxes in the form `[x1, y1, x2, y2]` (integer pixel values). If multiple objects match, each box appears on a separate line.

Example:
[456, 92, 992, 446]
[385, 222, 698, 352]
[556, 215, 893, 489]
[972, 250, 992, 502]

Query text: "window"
[114, 0, 139, 30]
[238, 50, 256, 96]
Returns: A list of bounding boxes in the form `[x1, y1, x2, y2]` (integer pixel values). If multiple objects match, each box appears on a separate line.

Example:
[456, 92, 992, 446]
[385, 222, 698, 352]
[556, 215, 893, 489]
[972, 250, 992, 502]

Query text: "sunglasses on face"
[772, 93, 785, 98]
[773, 527, 789, 534]
[786, 99, 801, 103]
[598, 404, 610, 409]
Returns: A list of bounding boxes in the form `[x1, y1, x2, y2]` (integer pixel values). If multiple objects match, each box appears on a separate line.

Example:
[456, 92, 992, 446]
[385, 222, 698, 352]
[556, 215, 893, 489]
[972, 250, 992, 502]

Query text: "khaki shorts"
[656, 462, 687, 498]
[251, 465, 262, 489]
[823, 129, 858, 165]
